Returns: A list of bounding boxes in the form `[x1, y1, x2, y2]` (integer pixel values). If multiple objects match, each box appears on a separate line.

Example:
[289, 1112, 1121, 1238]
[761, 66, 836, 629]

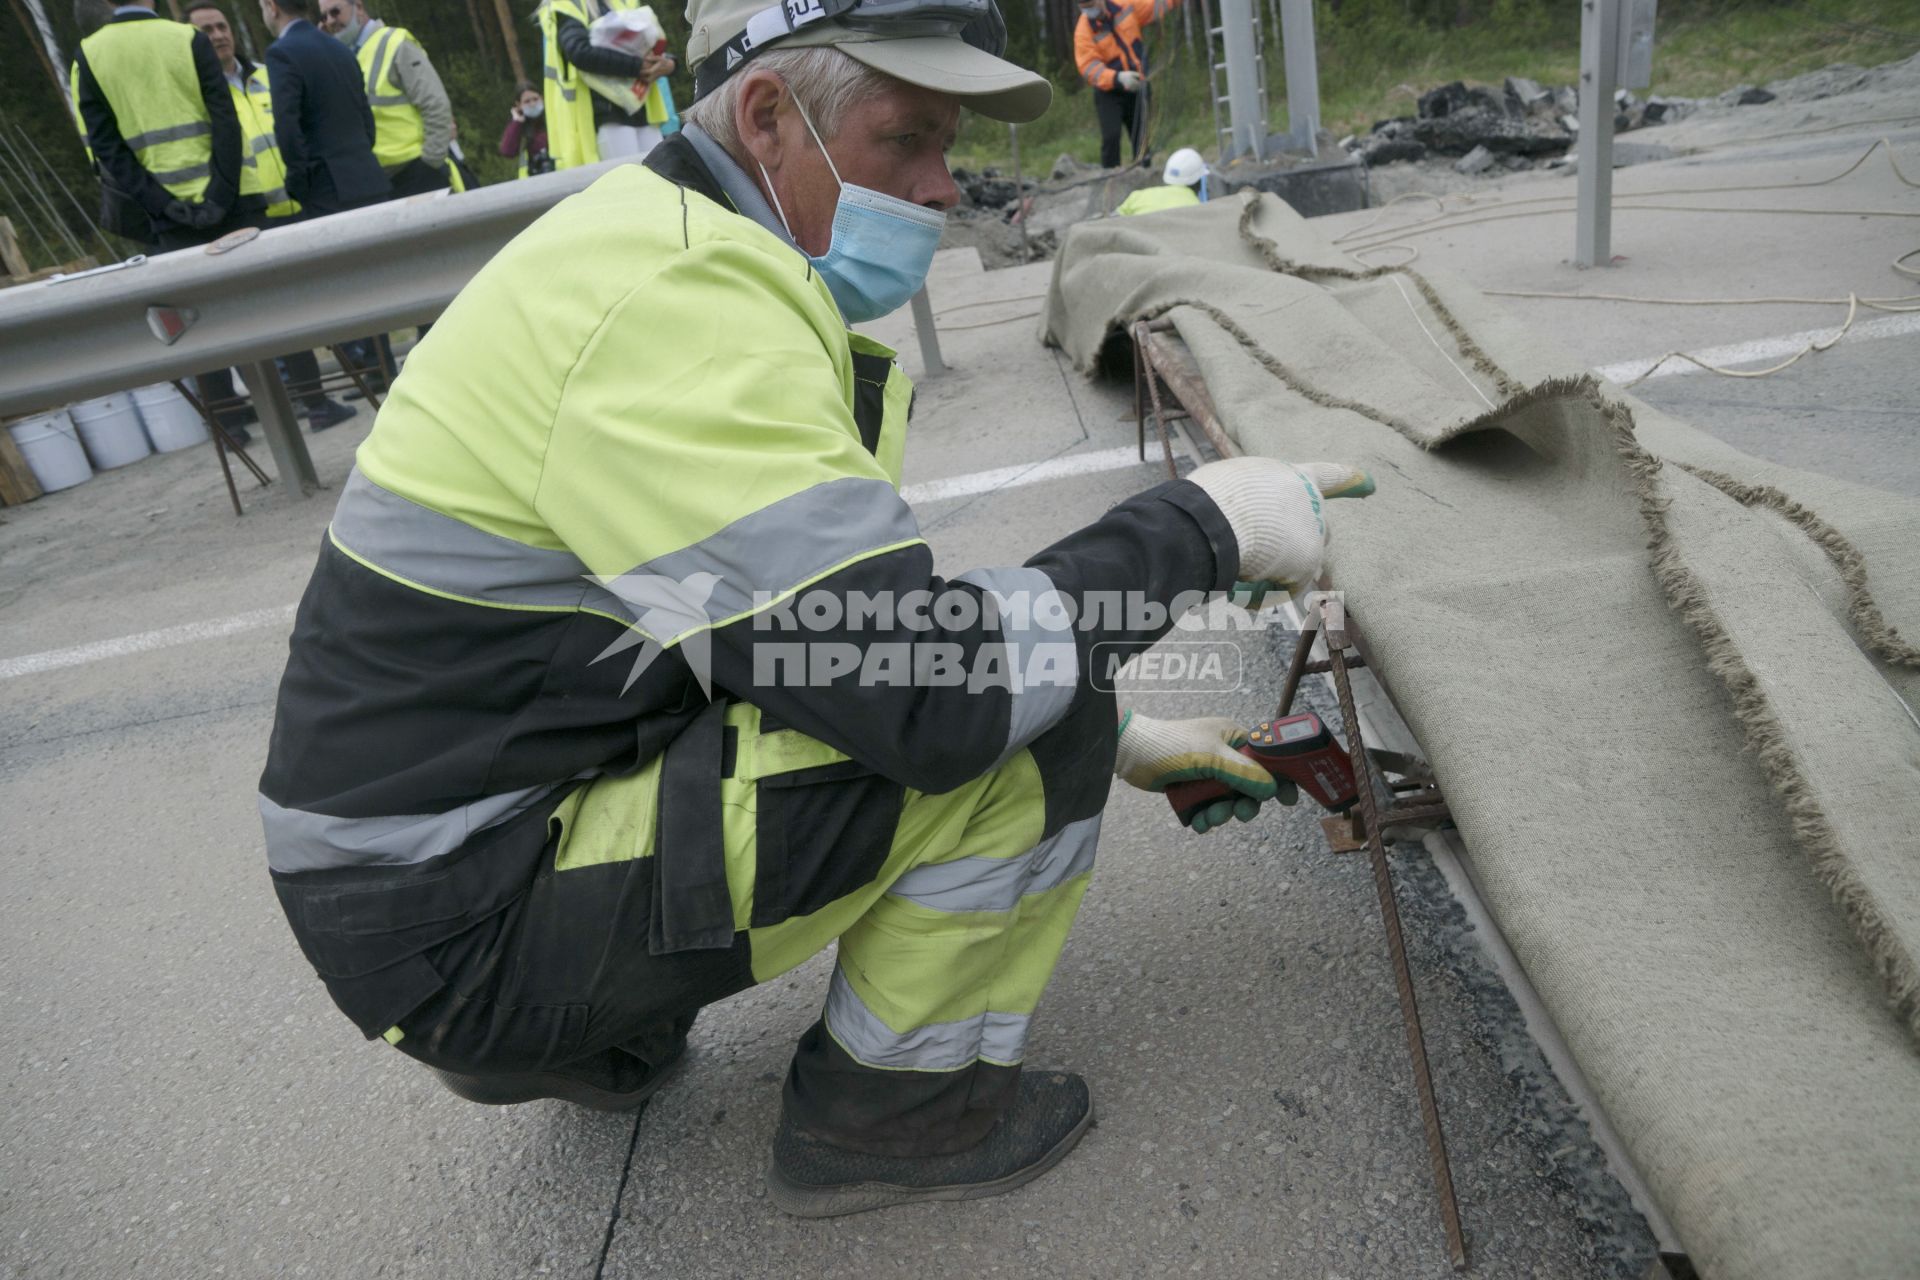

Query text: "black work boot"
[767, 1070, 1094, 1218]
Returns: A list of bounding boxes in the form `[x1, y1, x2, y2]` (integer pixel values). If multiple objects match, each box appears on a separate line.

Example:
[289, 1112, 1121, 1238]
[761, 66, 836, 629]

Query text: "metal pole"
[1217, 0, 1265, 162]
[1279, 0, 1320, 158]
[238, 359, 323, 497]
[1575, 0, 1621, 268]
[907, 285, 946, 377]
[1008, 123, 1030, 264]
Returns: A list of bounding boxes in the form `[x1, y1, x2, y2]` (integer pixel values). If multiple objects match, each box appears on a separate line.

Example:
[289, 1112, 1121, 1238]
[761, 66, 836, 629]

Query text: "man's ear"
[735, 70, 790, 173]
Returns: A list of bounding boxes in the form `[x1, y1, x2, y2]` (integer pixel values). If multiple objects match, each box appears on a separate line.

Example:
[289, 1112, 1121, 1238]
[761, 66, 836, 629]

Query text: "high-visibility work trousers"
[388, 691, 1113, 1156]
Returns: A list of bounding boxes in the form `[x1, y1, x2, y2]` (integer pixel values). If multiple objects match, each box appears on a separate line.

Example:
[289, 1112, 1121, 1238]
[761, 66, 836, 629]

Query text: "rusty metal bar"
[1324, 608, 1469, 1271]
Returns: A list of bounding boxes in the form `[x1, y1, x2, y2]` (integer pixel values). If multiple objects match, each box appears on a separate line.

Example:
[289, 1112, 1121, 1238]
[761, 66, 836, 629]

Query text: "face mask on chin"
[758, 96, 946, 326]
[333, 16, 362, 44]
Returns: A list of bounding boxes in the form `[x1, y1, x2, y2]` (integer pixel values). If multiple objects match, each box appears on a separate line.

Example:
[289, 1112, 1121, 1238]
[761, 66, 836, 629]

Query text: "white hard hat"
[1163, 147, 1208, 187]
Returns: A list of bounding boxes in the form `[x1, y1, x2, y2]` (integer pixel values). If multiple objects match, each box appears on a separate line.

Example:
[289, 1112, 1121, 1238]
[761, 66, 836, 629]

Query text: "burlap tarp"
[1042, 193, 1920, 1280]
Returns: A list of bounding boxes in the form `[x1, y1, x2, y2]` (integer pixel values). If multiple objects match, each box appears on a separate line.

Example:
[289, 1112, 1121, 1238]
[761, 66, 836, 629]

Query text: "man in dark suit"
[258, 0, 390, 216]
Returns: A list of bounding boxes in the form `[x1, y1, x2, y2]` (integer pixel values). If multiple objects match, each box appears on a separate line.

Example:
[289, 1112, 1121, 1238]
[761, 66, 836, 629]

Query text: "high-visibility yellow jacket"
[1116, 183, 1199, 216]
[355, 23, 431, 170]
[539, 0, 674, 170]
[259, 133, 1234, 1037]
[232, 64, 299, 218]
[79, 15, 223, 202]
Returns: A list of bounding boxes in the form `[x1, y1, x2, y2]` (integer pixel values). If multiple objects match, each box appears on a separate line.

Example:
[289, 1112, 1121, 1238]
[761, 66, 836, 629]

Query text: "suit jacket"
[74, 9, 242, 240]
[264, 18, 390, 215]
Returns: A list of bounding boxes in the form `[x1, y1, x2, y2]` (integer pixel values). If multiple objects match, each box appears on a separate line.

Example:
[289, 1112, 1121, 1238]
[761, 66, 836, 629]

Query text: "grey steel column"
[908, 285, 946, 377]
[1575, 0, 1622, 268]
[239, 359, 322, 496]
[1279, 0, 1320, 158]
[1217, 0, 1266, 162]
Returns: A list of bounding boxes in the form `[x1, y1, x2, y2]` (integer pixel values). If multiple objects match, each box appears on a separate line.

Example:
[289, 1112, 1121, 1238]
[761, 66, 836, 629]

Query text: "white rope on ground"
[1337, 137, 1920, 254]
[1328, 135, 1920, 387]
[1614, 293, 1863, 386]
[1387, 273, 1499, 409]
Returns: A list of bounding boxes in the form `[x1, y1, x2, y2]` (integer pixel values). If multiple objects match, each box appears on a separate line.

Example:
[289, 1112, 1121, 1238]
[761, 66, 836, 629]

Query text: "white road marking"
[0, 448, 1161, 681]
[899, 445, 1151, 504]
[0, 605, 298, 681]
[1595, 310, 1920, 384]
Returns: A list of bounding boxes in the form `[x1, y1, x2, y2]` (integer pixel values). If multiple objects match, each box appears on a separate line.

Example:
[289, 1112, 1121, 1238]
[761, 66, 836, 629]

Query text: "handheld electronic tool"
[1163, 711, 1359, 824]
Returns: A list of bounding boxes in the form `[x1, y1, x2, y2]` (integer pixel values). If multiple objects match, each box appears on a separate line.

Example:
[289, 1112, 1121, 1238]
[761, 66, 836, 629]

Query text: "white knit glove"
[1186, 458, 1375, 594]
[1117, 70, 1144, 92]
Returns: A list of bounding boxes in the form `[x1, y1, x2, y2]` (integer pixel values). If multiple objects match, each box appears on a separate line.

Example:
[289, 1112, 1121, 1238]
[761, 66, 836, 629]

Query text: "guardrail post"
[1575, 0, 1621, 268]
[1279, 0, 1320, 157]
[908, 284, 946, 377]
[240, 359, 322, 497]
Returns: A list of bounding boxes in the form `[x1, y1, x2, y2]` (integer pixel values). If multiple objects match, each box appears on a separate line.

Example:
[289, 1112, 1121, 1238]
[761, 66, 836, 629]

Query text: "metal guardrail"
[0, 159, 633, 422]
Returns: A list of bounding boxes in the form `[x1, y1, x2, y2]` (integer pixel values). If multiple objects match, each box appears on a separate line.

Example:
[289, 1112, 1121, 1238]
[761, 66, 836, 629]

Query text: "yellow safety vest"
[1116, 184, 1201, 216]
[80, 17, 214, 201]
[68, 60, 93, 162]
[539, 0, 671, 171]
[355, 23, 427, 170]
[234, 66, 299, 218]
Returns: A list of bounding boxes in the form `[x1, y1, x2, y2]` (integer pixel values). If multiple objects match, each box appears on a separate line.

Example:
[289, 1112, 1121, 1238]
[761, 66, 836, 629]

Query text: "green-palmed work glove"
[1186, 459, 1376, 604]
[1114, 712, 1299, 834]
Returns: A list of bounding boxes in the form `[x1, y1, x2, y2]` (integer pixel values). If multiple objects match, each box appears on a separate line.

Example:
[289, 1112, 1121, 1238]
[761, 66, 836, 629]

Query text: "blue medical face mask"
[759, 99, 947, 325]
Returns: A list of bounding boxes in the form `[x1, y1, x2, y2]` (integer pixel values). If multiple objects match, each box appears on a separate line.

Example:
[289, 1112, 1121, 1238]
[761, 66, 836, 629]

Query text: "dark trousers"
[386, 157, 452, 199]
[390, 688, 1116, 1157]
[1093, 85, 1147, 169]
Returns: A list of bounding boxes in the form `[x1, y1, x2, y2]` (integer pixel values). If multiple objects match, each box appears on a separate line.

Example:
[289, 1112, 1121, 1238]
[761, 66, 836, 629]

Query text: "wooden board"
[0, 421, 45, 506]
[0, 217, 29, 279]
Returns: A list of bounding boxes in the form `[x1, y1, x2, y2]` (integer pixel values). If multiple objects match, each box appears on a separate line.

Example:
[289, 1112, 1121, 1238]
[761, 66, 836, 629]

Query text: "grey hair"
[684, 47, 894, 155]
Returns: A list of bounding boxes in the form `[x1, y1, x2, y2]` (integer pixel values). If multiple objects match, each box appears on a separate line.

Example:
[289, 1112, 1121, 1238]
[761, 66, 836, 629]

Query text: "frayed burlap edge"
[1235, 194, 1526, 399]
[1132, 286, 1920, 1042]
[1597, 392, 1920, 1044]
[1674, 465, 1920, 668]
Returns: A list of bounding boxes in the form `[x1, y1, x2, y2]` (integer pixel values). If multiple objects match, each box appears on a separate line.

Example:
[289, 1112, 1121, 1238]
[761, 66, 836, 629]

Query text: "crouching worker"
[1117, 145, 1209, 215]
[257, 0, 1373, 1219]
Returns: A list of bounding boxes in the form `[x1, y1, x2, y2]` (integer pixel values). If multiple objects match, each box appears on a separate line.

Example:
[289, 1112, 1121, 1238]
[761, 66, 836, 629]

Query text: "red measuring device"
[1163, 711, 1360, 823]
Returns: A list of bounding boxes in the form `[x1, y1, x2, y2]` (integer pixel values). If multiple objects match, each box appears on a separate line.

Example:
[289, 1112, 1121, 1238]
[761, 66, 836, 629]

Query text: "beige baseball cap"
[686, 0, 1052, 123]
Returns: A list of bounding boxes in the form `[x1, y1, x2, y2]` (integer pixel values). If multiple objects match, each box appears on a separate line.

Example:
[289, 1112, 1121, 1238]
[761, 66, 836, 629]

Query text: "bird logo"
[585, 570, 725, 697]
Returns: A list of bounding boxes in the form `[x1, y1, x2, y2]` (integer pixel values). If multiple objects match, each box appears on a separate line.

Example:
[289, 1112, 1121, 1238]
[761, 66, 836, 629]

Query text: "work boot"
[303, 398, 355, 433]
[767, 1070, 1094, 1218]
[430, 1030, 689, 1114]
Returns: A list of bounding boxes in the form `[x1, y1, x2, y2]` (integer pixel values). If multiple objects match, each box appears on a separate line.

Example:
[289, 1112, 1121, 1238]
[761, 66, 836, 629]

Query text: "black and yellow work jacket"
[258, 134, 1240, 1038]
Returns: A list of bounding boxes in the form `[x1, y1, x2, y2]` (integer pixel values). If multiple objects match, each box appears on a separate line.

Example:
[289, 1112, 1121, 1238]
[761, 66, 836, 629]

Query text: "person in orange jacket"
[1073, 0, 1177, 168]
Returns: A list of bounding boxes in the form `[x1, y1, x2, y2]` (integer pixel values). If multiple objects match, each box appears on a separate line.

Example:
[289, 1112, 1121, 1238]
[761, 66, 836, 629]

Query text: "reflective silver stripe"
[330, 468, 628, 615]
[956, 565, 1080, 766]
[542, 64, 578, 100]
[248, 134, 277, 156]
[888, 815, 1100, 916]
[259, 784, 557, 873]
[362, 26, 398, 97]
[368, 92, 411, 106]
[823, 968, 1031, 1071]
[126, 120, 211, 150]
[150, 161, 212, 185]
[596, 477, 923, 644]
[260, 186, 290, 206]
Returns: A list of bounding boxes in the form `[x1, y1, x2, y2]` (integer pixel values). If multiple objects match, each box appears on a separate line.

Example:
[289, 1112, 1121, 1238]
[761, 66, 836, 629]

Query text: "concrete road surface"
[5, 100, 1913, 1280]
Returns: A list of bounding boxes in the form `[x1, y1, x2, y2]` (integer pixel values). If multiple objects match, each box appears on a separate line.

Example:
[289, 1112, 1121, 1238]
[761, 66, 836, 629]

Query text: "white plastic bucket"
[69, 393, 153, 470]
[6, 410, 94, 493]
[131, 383, 210, 453]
